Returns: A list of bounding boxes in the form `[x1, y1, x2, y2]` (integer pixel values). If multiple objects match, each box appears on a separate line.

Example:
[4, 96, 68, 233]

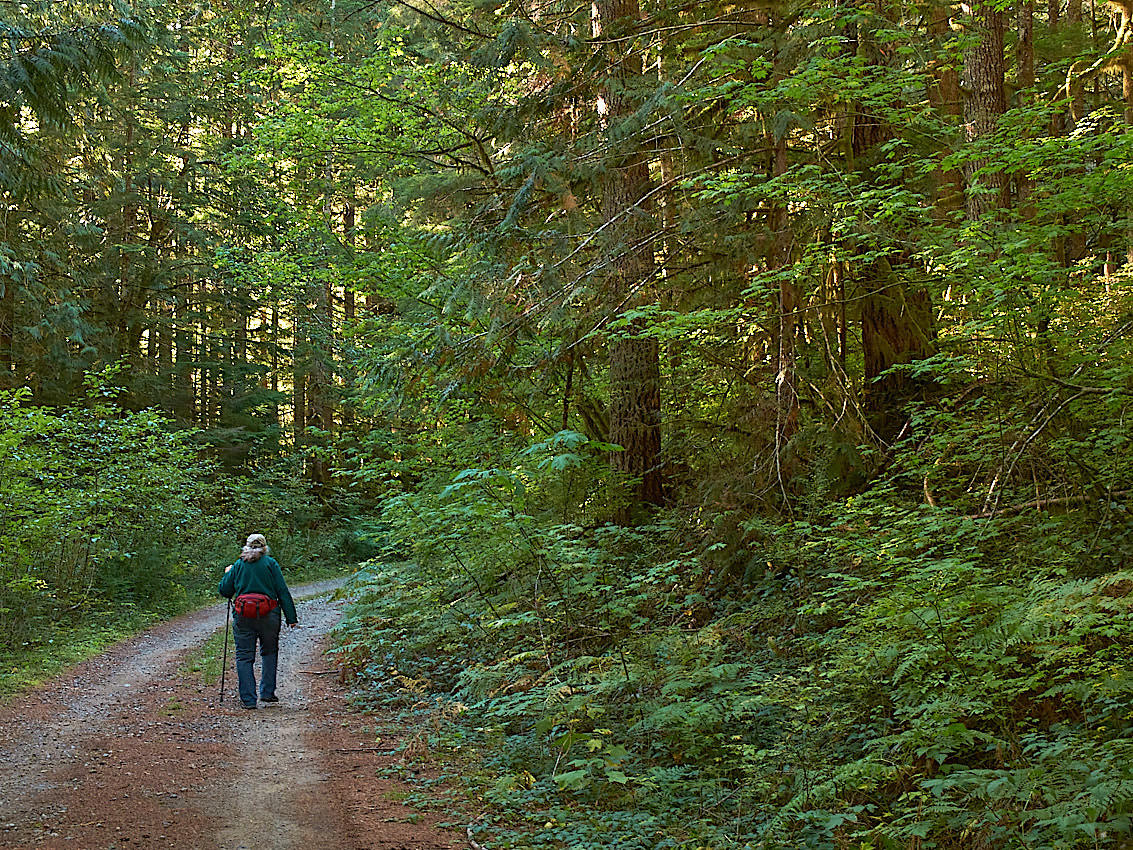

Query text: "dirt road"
[0, 582, 462, 850]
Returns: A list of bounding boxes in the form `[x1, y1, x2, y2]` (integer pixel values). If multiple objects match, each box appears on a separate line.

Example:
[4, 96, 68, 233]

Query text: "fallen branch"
[1017, 366, 1115, 395]
[969, 490, 1131, 519]
[468, 825, 488, 850]
[981, 391, 1085, 516]
[298, 669, 339, 675]
[333, 747, 394, 754]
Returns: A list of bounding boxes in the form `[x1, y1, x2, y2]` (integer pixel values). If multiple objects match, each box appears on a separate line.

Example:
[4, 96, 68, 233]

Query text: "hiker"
[218, 533, 298, 709]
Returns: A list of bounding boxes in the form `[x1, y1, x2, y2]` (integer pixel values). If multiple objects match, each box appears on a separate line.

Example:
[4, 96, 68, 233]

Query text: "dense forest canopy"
[3, 0, 1133, 845]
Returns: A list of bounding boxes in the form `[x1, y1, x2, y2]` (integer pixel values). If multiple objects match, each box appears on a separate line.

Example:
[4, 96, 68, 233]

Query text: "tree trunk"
[1126, 60, 1133, 126]
[1017, 3, 1035, 101]
[1067, 0, 1088, 124]
[861, 259, 935, 438]
[270, 305, 280, 427]
[927, 0, 965, 214]
[307, 275, 334, 487]
[174, 272, 196, 423]
[838, 11, 939, 439]
[157, 293, 172, 395]
[342, 197, 356, 428]
[294, 344, 306, 452]
[961, 0, 1007, 219]
[1126, 58, 1133, 264]
[594, 0, 664, 519]
[0, 280, 14, 389]
[235, 312, 247, 366]
[771, 136, 798, 452]
[202, 336, 214, 429]
[1017, 2, 1036, 210]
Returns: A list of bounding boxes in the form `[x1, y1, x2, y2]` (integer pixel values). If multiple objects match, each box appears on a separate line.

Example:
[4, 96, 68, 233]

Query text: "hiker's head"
[242, 533, 269, 562]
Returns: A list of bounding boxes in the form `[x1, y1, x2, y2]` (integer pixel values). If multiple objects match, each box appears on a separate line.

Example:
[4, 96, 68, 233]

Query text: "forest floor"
[0, 581, 465, 850]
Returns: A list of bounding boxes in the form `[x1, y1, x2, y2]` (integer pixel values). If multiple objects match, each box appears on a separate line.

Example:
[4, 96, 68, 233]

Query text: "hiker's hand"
[224, 564, 233, 573]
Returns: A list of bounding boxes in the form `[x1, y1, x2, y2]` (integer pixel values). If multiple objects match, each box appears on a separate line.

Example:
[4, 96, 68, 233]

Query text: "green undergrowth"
[330, 429, 1133, 849]
[0, 612, 160, 700]
[336, 532, 1133, 849]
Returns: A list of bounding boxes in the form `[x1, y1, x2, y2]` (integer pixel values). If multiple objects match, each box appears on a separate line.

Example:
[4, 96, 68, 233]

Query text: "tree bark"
[1017, 2, 1036, 210]
[839, 8, 939, 438]
[771, 136, 798, 451]
[174, 270, 196, 423]
[294, 341, 307, 452]
[1125, 56, 1133, 264]
[0, 280, 14, 389]
[1018, 3, 1035, 99]
[266, 305, 279, 430]
[861, 258, 935, 438]
[961, 0, 1007, 219]
[202, 334, 214, 429]
[927, 0, 965, 214]
[1068, 0, 1087, 123]
[308, 276, 334, 487]
[342, 197, 356, 428]
[594, 0, 664, 518]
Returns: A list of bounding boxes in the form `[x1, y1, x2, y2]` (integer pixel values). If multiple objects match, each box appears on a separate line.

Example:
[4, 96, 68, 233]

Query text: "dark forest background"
[3, 0, 1133, 845]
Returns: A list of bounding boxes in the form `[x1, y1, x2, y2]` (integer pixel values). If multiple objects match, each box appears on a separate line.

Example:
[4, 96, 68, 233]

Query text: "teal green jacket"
[218, 554, 298, 625]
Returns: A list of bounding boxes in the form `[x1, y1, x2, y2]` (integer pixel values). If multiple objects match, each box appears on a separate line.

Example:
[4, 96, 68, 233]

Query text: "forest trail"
[0, 581, 461, 850]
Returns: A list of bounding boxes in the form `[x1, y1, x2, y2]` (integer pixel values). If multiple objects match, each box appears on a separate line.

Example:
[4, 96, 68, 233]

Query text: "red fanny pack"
[232, 593, 278, 618]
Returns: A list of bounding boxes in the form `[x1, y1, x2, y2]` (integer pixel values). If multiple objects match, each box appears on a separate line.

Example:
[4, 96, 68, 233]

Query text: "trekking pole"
[219, 599, 231, 705]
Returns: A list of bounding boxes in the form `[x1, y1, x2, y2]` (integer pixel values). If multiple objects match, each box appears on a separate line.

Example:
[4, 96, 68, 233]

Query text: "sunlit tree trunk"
[1018, 1, 1036, 209]
[962, 0, 1007, 219]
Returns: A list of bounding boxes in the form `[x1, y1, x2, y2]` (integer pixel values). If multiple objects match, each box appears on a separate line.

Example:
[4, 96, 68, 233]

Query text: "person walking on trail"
[218, 533, 298, 709]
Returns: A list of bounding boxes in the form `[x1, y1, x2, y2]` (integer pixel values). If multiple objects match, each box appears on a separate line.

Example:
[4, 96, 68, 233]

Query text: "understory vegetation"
[336, 377, 1133, 849]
